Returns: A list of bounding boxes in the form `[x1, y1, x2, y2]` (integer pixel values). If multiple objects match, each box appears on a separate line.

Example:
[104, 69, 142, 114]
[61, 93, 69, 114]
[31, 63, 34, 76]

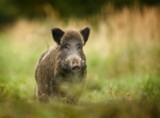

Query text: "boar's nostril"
[72, 65, 80, 70]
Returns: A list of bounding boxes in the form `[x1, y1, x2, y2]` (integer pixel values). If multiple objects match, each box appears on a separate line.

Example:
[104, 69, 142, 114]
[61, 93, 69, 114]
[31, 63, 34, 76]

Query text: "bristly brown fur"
[35, 27, 90, 104]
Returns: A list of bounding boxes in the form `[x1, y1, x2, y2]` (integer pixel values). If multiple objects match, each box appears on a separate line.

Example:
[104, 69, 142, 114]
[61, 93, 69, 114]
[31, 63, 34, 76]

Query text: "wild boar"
[35, 27, 90, 104]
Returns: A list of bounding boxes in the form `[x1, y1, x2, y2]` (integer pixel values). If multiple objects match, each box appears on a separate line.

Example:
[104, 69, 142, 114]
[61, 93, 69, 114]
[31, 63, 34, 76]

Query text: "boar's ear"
[51, 28, 64, 45]
[80, 27, 90, 45]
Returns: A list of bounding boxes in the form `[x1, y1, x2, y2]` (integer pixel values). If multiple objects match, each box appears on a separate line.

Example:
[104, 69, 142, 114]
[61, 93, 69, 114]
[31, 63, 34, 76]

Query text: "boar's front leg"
[35, 67, 51, 102]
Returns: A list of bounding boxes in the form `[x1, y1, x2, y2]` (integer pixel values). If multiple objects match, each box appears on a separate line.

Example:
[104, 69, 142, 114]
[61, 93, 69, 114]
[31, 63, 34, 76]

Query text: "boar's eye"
[77, 44, 82, 49]
[62, 44, 69, 49]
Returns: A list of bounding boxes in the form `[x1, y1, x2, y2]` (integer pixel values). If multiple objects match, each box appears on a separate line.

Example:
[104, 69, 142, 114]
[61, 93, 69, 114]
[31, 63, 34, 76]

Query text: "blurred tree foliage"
[0, 0, 160, 26]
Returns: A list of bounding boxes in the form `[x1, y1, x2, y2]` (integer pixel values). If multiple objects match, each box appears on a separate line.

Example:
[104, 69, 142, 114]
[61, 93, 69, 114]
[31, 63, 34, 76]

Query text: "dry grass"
[0, 6, 160, 117]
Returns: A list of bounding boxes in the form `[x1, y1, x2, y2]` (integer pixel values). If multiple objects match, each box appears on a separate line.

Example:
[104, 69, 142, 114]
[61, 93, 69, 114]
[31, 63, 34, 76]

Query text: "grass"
[0, 7, 160, 117]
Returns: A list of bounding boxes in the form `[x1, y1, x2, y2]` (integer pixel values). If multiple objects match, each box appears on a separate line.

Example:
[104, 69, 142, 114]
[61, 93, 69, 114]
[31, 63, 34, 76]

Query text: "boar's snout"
[65, 54, 83, 71]
[72, 59, 81, 70]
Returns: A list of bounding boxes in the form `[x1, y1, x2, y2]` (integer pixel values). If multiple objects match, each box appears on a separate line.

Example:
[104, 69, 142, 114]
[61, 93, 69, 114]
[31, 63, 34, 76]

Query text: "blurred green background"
[0, 0, 160, 26]
[0, 0, 160, 118]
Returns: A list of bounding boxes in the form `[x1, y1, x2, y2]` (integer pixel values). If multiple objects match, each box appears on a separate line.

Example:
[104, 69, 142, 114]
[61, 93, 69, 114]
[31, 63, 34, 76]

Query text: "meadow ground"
[0, 7, 160, 118]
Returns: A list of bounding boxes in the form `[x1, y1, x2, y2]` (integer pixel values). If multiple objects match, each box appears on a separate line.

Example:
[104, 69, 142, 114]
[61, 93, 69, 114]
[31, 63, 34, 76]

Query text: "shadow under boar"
[35, 27, 90, 104]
